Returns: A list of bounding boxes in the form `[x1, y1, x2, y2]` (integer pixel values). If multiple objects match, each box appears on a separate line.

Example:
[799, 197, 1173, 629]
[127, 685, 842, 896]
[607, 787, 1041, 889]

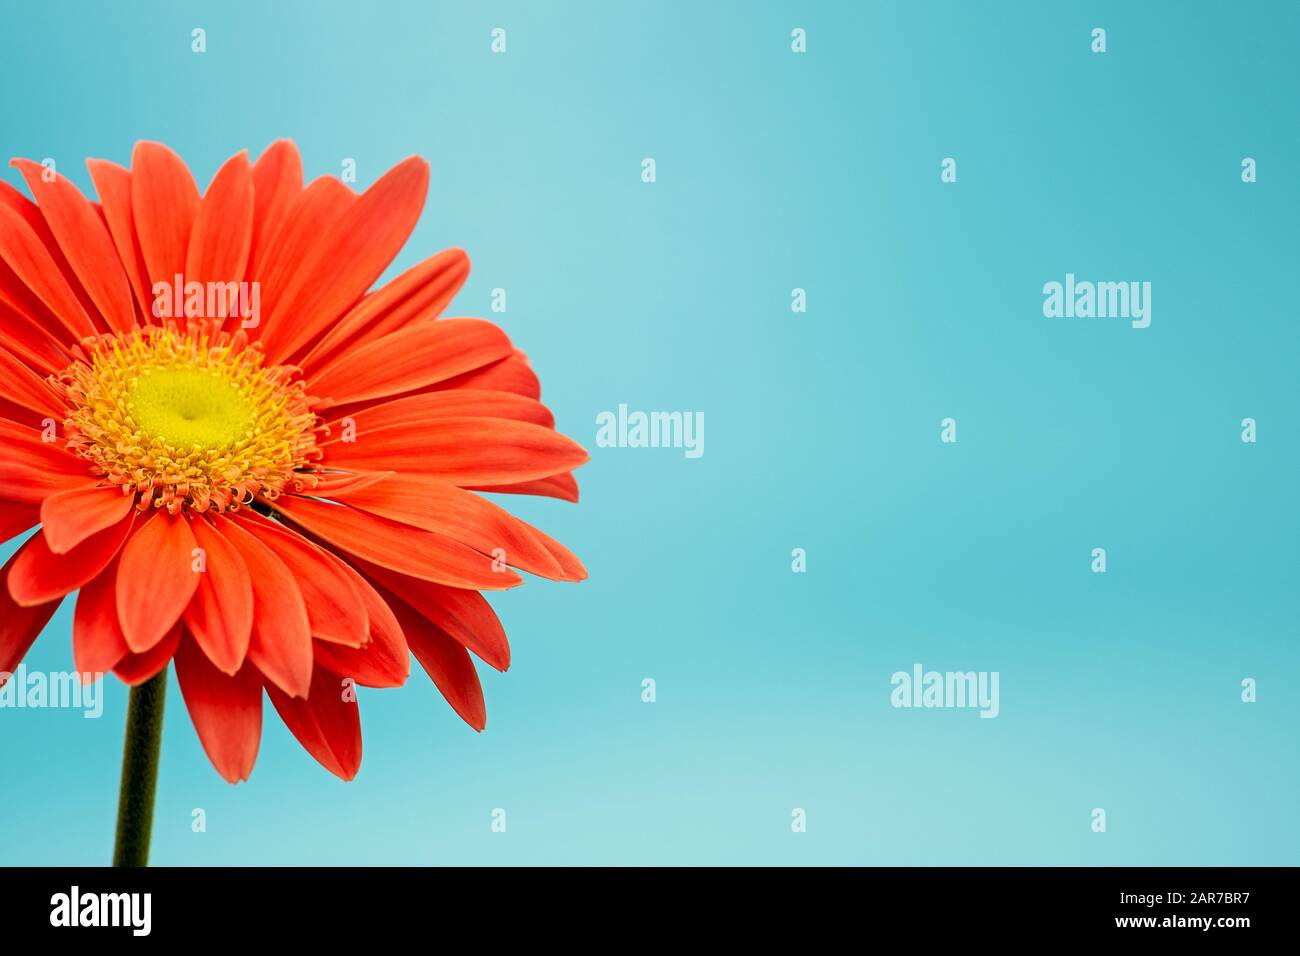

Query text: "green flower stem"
[112, 667, 167, 867]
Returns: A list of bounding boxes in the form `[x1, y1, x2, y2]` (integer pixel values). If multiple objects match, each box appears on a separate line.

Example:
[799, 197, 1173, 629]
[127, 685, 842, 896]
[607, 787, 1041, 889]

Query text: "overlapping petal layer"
[0, 141, 586, 780]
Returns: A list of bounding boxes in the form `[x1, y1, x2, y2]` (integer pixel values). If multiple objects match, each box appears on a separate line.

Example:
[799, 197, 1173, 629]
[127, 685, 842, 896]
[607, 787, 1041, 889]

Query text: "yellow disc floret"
[55, 324, 322, 514]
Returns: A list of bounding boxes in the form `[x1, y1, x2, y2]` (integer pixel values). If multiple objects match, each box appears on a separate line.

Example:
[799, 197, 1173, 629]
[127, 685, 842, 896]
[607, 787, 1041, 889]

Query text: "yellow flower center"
[55, 324, 322, 514]
[128, 366, 258, 451]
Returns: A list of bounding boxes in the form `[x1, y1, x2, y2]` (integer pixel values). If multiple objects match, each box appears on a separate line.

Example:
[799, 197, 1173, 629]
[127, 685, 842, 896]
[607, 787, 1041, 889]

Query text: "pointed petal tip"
[132, 139, 175, 154]
[131, 140, 185, 166]
[218, 767, 252, 785]
[84, 156, 122, 172]
[11, 591, 51, 609]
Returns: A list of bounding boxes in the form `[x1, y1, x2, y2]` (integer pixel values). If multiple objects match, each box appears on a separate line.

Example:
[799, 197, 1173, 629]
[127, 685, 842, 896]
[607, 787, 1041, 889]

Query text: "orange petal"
[0, 418, 92, 489]
[0, 203, 96, 340]
[131, 141, 200, 288]
[72, 557, 129, 675]
[112, 622, 180, 685]
[0, 428, 93, 504]
[308, 470, 394, 497]
[0, 179, 99, 334]
[367, 567, 509, 671]
[12, 158, 136, 333]
[0, 255, 65, 344]
[183, 516, 253, 674]
[238, 515, 368, 646]
[86, 159, 154, 323]
[302, 247, 470, 374]
[0, 499, 40, 545]
[185, 151, 254, 325]
[311, 318, 512, 409]
[0, 465, 89, 505]
[433, 349, 540, 399]
[0, 259, 55, 338]
[259, 156, 430, 364]
[516, 521, 588, 582]
[8, 510, 134, 606]
[0, 297, 73, 373]
[266, 664, 363, 780]
[174, 632, 262, 783]
[253, 176, 355, 313]
[115, 510, 199, 652]
[211, 514, 312, 698]
[0, 345, 64, 418]
[321, 415, 589, 486]
[468, 471, 581, 503]
[39, 484, 134, 554]
[0, 396, 45, 428]
[324, 388, 554, 434]
[275, 496, 519, 590]
[336, 474, 565, 580]
[390, 596, 486, 731]
[0, 544, 63, 679]
[249, 140, 304, 275]
[311, 556, 410, 688]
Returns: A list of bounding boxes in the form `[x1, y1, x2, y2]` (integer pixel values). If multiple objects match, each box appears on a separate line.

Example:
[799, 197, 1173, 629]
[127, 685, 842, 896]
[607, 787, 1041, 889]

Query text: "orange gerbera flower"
[0, 141, 587, 787]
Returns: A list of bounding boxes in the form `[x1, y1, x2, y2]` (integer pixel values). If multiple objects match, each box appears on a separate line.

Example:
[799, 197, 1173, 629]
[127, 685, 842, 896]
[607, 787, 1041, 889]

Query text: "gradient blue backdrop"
[2, 1, 1297, 865]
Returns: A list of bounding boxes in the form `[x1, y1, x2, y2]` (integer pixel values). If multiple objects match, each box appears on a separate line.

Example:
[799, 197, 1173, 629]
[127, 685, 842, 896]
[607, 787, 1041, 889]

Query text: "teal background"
[1, 1, 1297, 865]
